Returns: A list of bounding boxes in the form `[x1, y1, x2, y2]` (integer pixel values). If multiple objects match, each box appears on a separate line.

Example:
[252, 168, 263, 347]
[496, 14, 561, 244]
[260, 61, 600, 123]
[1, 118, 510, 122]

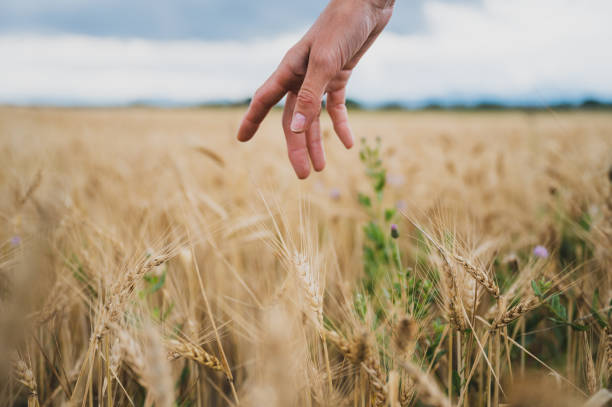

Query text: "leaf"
[548, 294, 567, 321]
[374, 171, 386, 193]
[162, 302, 175, 322]
[531, 280, 542, 298]
[358, 193, 372, 208]
[142, 270, 167, 298]
[384, 208, 396, 222]
[578, 210, 591, 231]
[570, 322, 588, 331]
[364, 221, 385, 248]
[590, 288, 607, 328]
[452, 370, 462, 397]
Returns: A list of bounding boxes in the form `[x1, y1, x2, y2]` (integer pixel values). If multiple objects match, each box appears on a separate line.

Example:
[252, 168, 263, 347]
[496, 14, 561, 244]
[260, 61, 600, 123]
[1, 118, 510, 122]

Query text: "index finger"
[237, 63, 294, 142]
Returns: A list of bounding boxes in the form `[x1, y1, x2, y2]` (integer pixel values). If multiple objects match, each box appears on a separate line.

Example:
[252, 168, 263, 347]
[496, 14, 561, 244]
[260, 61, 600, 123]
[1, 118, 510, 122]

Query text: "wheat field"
[1, 107, 611, 406]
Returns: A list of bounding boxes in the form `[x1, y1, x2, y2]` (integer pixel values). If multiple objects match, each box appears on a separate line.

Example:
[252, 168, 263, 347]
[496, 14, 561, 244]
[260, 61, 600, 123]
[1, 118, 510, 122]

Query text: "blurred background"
[1, 0, 611, 108]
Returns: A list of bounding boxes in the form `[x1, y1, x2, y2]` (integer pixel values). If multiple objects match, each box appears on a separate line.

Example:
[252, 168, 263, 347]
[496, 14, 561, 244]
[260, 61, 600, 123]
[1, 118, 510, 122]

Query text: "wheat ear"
[293, 252, 323, 327]
[583, 333, 597, 395]
[323, 328, 387, 406]
[166, 338, 226, 373]
[453, 254, 500, 298]
[96, 252, 171, 339]
[492, 297, 539, 329]
[12, 354, 40, 407]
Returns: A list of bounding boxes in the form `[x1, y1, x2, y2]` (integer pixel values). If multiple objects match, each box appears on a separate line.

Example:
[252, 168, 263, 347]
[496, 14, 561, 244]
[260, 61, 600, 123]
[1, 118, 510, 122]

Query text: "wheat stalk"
[388, 370, 400, 407]
[604, 327, 612, 389]
[398, 359, 452, 407]
[119, 329, 173, 407]
[16, 169, 42, 209]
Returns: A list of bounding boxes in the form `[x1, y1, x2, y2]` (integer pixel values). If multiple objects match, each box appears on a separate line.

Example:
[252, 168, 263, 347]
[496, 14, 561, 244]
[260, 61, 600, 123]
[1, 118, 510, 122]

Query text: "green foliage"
[140, 264, 174, 322]
[354, 137, 441, 366]
[358, 138, 399, 294]
[532, 279, 586, 331]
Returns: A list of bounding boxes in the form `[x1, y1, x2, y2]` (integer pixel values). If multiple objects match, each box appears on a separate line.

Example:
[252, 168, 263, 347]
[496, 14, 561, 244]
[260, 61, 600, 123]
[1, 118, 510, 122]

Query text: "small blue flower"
[396, 200, 407, 211]
[10, 236, 21, 246]
[533, 245, 549, 259]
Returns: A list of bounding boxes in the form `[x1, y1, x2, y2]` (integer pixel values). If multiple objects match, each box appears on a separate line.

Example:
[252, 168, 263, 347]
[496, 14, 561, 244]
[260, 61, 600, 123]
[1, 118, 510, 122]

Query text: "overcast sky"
[1, 0, 611, 105]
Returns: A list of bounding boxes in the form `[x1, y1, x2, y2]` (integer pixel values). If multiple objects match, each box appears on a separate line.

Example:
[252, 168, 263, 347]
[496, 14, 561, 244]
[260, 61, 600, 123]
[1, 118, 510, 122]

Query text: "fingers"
[326, 88, 354, 149]
[306, 112, 325, 172]
[282, 92, 311, 179]
[237, 62, 293, 142]
[290, 52, 337, 135]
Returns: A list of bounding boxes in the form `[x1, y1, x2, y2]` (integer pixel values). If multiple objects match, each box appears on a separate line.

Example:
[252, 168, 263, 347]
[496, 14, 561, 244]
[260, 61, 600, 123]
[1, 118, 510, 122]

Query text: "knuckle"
[333, 102, 347, 113]
[310, 51, 335, 69]
[253, 86, 266, 101]
[297, 88, 318, 108]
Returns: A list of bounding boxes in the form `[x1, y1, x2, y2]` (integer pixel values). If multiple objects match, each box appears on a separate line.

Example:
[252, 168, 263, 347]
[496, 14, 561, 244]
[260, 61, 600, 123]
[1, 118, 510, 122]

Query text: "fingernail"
[290, 113, 306, 132]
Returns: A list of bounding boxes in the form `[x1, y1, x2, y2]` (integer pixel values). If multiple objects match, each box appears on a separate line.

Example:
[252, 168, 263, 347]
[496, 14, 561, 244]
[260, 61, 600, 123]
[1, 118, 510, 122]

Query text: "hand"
[237, 0, 394, 179]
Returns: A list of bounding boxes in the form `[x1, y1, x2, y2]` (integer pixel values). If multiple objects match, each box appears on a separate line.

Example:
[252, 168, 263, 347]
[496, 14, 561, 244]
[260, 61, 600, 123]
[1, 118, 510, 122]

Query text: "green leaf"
[162, 302, 175, 322]
[374, 171, 386, 193]
[384, 208, 396, 222]
[531, 280, 542, 298]
[578, 210, 591, 231]
[364, 221, 385, 248]
[548, 294, 567, 321]
[570, 322, 588, 331]
[452, 370, 462, 397]
[358, 193, 372, 208]
[591, 288, 607, 328]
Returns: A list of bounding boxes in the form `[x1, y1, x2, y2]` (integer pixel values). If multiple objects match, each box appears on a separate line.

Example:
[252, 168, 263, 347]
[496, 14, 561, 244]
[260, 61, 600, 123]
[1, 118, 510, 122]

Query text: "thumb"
[290, 52, 336, 133]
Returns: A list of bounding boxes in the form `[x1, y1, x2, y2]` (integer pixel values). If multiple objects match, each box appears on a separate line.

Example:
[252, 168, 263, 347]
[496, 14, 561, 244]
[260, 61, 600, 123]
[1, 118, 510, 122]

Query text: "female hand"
[237, 0, 394, 179]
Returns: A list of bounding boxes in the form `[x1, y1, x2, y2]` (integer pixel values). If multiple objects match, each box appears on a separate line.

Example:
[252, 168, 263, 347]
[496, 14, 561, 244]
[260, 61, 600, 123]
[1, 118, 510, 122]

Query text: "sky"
[1, 0, 611, 106]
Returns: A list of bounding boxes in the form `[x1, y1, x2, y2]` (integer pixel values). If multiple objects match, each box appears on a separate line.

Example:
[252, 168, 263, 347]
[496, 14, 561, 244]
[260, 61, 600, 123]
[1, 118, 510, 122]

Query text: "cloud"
[1, 0, 611, 105]
[353, 0, 612, 103]
[0, 0, 428, 40]
[0, 34, 299, 104]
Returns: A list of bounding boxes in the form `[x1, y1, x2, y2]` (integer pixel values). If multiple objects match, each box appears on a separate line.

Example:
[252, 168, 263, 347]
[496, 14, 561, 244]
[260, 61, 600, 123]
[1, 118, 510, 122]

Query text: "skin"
[237, 0, 395, 179]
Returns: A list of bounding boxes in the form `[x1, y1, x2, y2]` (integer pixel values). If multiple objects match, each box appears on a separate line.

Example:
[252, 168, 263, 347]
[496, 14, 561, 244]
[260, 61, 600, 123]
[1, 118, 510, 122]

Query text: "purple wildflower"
[533, 245, 549, 259]
[10, 236, 21, 246]
[391, 224, 399, 239]
[396, 200, 407, 211]
[329, 187, 341, 201]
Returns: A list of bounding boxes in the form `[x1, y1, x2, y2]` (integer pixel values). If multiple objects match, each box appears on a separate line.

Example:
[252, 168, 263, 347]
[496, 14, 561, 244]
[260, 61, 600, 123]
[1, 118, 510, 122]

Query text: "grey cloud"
[0, 0, 479, 40]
